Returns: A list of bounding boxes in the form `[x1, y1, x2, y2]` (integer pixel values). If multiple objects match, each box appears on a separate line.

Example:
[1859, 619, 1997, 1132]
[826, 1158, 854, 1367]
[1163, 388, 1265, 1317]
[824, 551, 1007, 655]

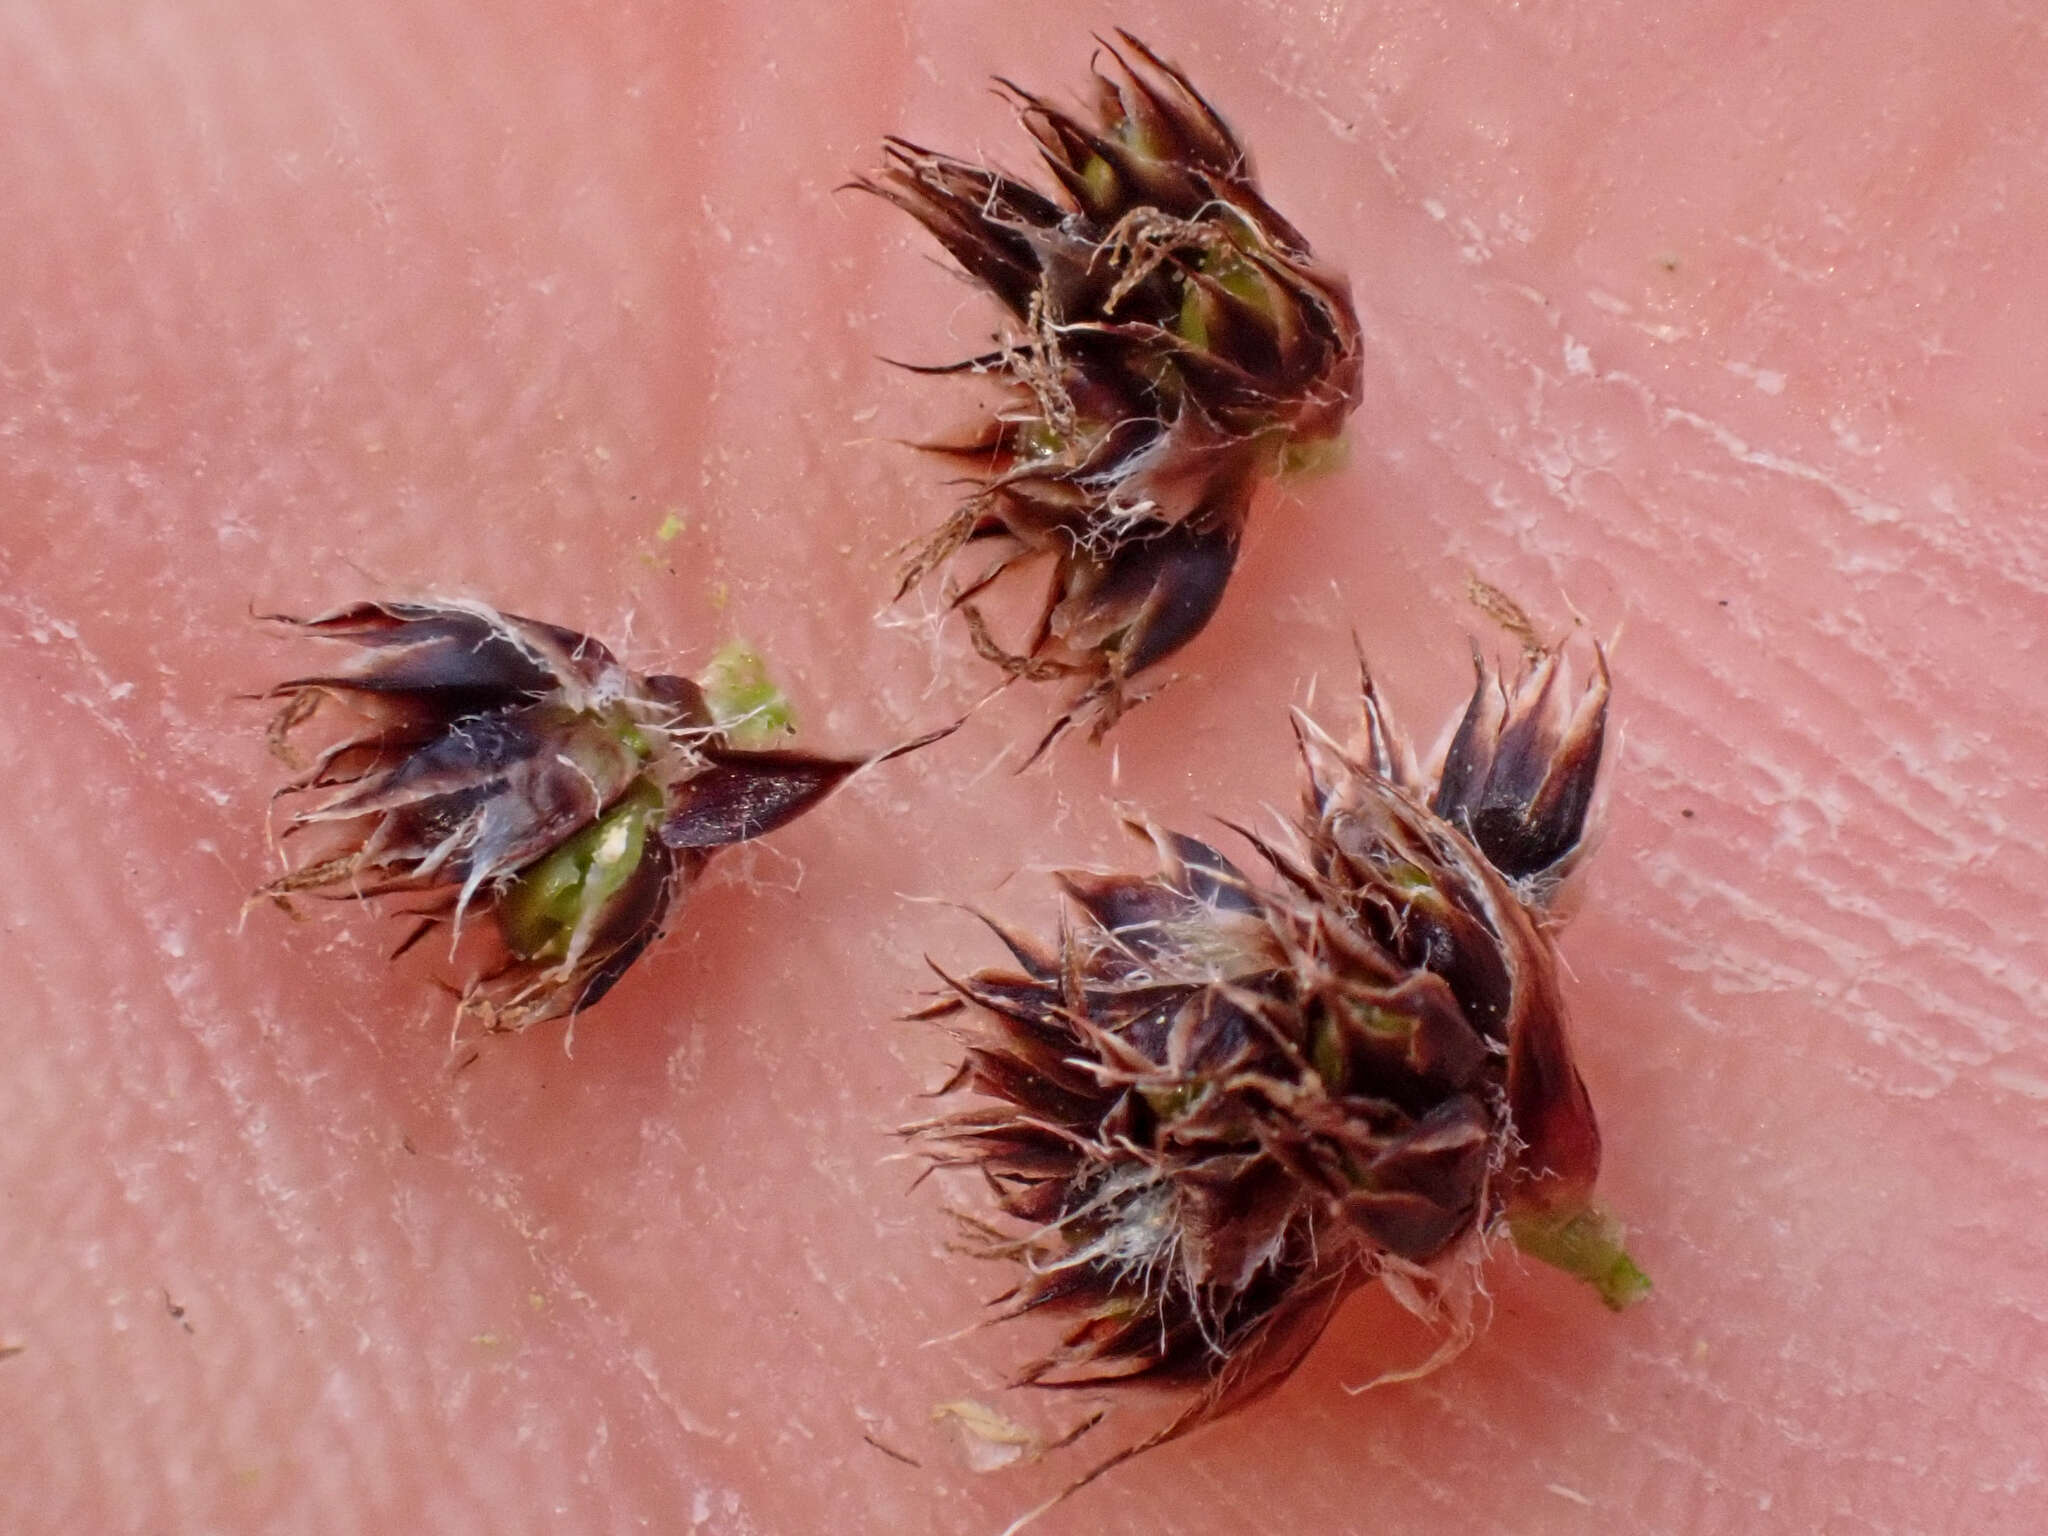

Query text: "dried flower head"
[260, 600, 935, 1035]
[911, 643, 1642, 1518]
[861, 33, 1362, 748]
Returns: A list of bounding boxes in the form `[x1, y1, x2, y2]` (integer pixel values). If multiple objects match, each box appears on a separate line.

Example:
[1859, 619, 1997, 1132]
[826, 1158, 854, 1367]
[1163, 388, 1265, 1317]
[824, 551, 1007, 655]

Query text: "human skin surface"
[5, 2, 2047, 1533]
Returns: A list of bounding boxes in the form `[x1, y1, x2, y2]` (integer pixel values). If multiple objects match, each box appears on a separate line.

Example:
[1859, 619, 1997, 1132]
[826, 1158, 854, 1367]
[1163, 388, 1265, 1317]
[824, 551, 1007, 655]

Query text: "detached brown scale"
[909, 643, 1645, 1515]
[257, 600, 941, 1037]
[859, 33, 1363, 752]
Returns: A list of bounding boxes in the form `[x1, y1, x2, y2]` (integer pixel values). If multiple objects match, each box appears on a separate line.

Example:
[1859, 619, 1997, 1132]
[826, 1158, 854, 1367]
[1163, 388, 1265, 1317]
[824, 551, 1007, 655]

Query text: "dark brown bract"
[259, 600, 920, 1036]
[911, 644, 1643, 1509]
[861, 33, 1363, 750]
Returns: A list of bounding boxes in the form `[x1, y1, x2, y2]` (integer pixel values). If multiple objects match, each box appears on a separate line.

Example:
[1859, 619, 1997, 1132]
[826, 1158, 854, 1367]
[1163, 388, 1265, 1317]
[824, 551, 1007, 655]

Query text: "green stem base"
[1508, 1203, 1653, 1311]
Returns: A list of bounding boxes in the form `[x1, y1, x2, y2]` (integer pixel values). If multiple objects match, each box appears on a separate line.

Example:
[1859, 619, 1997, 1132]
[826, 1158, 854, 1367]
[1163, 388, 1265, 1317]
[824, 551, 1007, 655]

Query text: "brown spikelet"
[859, 33, 1363, 747]
[910, 642, 1645, 1522]
[258, 599, 946, 1035]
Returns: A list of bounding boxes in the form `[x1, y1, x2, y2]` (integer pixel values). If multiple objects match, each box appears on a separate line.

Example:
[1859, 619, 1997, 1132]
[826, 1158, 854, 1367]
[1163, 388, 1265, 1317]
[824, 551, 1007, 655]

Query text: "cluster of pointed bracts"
[860, 31, 1363, 749]
[909, 643, 1645, 1501]
[243, 31, 1649, 1524]
[258, 601, 940, 1035]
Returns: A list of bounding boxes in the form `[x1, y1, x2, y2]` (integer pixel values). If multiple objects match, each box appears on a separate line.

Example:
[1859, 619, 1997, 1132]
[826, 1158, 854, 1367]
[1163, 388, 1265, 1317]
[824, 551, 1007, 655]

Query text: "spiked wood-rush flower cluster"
[910, 644, 1644, 1511]
[260, 600, 935, 1036]
[862, 33, 1363, 748]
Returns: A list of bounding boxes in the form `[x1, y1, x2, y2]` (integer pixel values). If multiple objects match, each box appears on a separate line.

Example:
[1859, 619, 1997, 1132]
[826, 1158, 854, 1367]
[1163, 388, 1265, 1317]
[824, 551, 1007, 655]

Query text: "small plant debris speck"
[909, 641, 1645, 1523]
[860, 33, 1363, 753]
[256, 599, 947, 1037]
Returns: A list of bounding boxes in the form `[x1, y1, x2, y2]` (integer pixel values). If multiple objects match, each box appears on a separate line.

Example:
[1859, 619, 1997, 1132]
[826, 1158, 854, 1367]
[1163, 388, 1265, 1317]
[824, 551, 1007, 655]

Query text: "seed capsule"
[862, 33, 1363, 750]
[259, 600, 936, 1035]
[911, 643, 1643, 1516]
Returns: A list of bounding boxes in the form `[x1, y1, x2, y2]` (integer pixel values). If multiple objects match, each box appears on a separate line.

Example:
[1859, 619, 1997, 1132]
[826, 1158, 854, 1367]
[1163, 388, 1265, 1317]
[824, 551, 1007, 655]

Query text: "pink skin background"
[4, 1, 2046, 1532]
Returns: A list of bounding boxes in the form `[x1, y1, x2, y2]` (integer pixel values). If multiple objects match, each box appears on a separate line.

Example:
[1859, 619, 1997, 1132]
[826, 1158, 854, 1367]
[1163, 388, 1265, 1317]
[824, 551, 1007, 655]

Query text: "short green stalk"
[1507, 1202, 1652, 1311]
